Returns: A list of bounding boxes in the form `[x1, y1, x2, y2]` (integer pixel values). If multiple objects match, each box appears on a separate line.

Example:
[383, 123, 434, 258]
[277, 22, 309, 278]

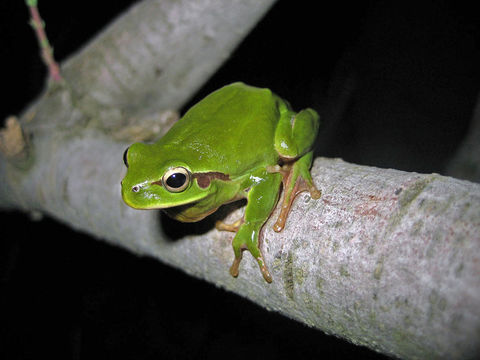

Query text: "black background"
[1, 1, 479, 359]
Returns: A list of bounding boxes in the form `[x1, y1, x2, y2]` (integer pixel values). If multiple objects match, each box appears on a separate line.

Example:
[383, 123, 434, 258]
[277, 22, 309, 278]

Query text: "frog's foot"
[230, 250, 272, 283]
[270, 154, 321, 233]
[215, 218, 243, 233]
[230, 226, 273, 283]
[273, 177, 318, 232]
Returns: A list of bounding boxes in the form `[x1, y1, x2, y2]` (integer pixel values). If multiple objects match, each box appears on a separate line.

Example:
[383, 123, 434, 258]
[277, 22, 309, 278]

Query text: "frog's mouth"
[130, 190, 211, 211]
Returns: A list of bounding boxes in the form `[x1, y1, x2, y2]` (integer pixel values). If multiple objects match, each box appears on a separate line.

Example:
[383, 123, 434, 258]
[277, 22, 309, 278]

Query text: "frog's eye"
[123, 147, 129, 168]
[163, 167, 190, 193]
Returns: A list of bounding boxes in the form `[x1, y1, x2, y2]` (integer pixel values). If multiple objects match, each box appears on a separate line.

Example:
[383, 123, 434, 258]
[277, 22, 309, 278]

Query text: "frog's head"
[121, 143, 211, 212]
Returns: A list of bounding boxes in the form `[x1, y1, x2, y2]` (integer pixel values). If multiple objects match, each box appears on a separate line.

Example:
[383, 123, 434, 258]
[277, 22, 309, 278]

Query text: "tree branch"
[60, 0, 277, 131]
[26, 0, 63, 83]
[1, 0, 479, 359]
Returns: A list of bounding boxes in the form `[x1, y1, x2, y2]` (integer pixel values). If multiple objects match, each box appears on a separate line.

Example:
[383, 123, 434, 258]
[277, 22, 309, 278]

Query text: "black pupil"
[166, 173, 186, 188]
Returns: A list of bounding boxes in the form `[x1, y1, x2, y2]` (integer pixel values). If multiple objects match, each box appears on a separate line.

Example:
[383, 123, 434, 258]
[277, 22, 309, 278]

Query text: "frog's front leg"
[228, 170, 282, 283]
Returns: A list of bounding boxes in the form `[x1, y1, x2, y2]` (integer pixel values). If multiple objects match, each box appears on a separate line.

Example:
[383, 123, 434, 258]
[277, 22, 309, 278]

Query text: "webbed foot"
[229, 252, 272, 283]
[270, 152, 321, 232]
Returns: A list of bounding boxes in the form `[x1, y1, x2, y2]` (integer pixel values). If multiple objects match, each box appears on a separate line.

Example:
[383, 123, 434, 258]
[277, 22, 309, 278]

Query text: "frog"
[121, 82, 321, 283]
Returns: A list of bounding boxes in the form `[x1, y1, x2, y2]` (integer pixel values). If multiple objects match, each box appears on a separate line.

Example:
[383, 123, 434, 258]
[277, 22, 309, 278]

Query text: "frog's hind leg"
[274, 107, 320, 158]
[270, 152, 321, 232]
[271, 107, 322, 232]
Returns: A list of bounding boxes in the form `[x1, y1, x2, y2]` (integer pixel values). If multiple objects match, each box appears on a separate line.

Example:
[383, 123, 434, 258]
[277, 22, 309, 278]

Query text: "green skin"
[122, 82, 320, 283]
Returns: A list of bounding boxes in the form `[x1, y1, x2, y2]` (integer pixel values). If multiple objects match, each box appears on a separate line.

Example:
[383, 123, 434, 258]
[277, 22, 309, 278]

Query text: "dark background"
[1, 1, 479, 359]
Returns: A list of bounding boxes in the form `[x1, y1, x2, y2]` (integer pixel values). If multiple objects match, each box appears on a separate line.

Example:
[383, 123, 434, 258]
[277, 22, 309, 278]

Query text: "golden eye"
[162, 167, 190, 192]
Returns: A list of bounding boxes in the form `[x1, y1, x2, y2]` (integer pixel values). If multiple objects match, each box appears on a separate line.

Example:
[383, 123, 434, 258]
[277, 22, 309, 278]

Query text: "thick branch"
[60, 0, 277, 128]
[1, 129, 479, 359]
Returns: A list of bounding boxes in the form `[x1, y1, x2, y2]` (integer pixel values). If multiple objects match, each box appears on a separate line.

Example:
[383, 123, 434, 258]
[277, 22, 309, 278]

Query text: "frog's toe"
[262, 270, 273, 283]
[254, 254, 273, 283]
[259, 262, 273, 283]
[216, 218, 243, 232]
[229, 253, 242, 278]
[309, 186, 322, 199]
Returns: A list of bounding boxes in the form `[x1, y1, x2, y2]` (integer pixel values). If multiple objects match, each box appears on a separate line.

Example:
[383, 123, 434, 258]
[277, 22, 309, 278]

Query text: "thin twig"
[26, 0, 62, 82]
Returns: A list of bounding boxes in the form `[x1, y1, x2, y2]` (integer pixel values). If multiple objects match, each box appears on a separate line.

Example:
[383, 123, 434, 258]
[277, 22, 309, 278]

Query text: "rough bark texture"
[1, 1, 479, 359]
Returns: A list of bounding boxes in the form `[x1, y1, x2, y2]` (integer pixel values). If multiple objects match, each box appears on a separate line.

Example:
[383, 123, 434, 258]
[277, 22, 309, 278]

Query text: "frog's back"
[156, 82, 281, 176]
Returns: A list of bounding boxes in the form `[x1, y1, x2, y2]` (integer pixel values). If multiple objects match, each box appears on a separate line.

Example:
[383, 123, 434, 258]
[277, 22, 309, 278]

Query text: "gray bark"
[1, 0, 479, 359]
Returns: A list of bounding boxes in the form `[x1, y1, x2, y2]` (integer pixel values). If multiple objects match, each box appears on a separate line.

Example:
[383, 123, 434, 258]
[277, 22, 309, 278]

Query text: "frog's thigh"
[274, 108, 320, 159]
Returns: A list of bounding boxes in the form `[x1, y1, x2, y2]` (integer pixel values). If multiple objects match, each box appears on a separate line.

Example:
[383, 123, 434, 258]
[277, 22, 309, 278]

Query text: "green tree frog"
[121, 82, 321, 283]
